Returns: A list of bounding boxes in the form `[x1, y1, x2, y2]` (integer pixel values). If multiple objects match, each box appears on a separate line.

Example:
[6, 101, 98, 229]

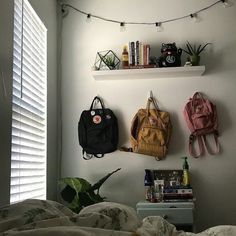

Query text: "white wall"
[60, 0, 236, 232]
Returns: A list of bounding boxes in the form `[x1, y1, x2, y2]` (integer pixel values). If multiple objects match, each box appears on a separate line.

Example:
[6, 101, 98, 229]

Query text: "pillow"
[78, 202, 141, 232]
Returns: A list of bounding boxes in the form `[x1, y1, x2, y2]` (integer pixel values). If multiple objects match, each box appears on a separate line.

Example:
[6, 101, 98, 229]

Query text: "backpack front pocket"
[138, 127, 166, 146]
[192, 113, 212, 130]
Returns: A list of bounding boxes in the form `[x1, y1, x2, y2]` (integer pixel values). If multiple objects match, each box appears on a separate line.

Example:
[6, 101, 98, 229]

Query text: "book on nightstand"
[163, 186, 194, 202]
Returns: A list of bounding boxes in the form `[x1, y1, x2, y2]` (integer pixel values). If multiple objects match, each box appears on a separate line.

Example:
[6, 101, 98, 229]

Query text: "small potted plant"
[94, 50, 120, 70]
[103, 54, 116, 69]
[182, 41, 211, 66]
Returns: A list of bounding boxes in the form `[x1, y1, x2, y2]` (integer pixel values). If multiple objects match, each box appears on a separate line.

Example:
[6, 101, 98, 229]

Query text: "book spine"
[128, 42, 132, 66]
[146, 44, 150, 65]
[143, 44, 147, 65]
[135, 41, 140, 65]
[139, 42, 143, 65]
[130, 41, 135, 66]
[163, 188, 193, 194]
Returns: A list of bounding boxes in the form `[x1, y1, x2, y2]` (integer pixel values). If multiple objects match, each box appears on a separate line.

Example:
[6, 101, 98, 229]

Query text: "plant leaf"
[196, 44, 202, 54]
[198, 43, 211, 54]
[78, 192, 95, 207]
[186, 44, 193, 55]
[181, 48, 191, 55]
[187, 41, 194, 54]
[59, 178, 92, 194]
[69, 195, 82, 213]
[90, 168, 121, 191]
[61, 185, 76, 203]
[87, 190, 104, 203]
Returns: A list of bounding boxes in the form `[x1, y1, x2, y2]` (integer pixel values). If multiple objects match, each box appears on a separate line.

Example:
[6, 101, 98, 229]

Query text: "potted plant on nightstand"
[182, 41, 211, 66]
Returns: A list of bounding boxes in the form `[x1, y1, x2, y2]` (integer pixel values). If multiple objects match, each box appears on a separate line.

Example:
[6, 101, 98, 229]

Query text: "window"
[10, 0, 47, 204]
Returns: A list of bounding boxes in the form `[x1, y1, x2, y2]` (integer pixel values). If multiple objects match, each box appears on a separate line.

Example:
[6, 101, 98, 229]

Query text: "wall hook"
[147, 90, 153, 100]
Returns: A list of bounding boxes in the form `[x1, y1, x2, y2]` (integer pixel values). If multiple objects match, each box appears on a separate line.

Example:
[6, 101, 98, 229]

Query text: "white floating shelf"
[92, 66, 205, 81]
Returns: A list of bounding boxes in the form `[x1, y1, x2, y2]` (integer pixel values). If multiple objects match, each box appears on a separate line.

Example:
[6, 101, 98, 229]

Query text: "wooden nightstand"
[136, 201, 195, 232]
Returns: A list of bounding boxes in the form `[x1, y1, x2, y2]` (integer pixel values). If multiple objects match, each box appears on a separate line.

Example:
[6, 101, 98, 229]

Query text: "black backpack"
[78, 96, 119, 160]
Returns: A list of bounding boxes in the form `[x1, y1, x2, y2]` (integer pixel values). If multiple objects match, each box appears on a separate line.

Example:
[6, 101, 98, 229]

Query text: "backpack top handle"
[146, 96, 167, 129]
[191, 91, 205, 104]
[146, 96, 160, 112]
[90, 96, 105, 111]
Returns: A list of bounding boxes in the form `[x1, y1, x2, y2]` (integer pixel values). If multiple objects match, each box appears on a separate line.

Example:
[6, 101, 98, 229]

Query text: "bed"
[0, 199, 235, 236]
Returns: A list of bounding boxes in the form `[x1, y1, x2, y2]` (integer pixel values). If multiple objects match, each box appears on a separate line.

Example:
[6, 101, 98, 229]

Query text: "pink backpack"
[183, 92, 219, 158]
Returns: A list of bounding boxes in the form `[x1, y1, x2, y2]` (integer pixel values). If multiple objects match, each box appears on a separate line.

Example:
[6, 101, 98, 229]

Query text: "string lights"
[61, 0, 232, 31]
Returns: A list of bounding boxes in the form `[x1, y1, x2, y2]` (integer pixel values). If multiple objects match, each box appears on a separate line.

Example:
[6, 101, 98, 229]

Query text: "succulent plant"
[103, 55, 115, 67]
[182, 41, 211, 56]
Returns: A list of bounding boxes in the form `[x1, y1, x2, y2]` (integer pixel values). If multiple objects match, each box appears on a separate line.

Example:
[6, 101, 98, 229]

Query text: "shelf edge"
[92, 66, 205, 81]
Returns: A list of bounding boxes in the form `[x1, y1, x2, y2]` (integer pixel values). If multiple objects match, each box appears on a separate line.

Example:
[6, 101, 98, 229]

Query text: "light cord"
[61, 0, 231, 26]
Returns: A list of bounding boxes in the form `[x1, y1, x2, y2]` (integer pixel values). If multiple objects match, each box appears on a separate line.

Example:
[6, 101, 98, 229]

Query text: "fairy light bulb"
[120, 22, 126, 32]
[86, 14, 91, 23]
[61, 4, 69, 17]
[221, 0, 232, 7]
[190, 13, 198, 23]
[155, 22, 163, 32]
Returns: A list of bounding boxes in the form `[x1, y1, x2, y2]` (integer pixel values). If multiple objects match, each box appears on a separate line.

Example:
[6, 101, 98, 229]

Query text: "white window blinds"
[10, 0, 47, 204]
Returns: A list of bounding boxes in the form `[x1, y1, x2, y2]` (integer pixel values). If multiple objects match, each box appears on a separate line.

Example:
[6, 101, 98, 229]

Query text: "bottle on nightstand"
[144, 169, 153, 201]
[182, 157, 190, 187]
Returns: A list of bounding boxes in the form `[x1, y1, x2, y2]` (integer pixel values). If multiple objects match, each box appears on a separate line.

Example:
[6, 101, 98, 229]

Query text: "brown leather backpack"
[130, 97, 172, 160]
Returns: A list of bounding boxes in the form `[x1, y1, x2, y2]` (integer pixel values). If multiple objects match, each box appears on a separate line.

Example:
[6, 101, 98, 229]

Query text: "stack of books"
[125, 41, 153, 68]
[163, 186, 194, 202]
[151, 169, 195, 202]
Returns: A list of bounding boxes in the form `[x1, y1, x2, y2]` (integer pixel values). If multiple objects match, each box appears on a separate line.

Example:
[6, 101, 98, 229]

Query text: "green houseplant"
[103, 54, 116, 68]
[59, 168, 121, 213]
[182, 41, 211, 66]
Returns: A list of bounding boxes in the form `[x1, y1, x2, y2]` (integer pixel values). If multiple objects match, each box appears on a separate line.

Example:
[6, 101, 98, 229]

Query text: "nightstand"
[136, 201, 195, 232]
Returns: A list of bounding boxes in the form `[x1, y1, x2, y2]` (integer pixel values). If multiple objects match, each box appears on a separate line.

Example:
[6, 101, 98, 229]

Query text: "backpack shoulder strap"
[189, 135, 205, 158]
[202, 132, 220, 155]
[82, 150, 93, 160]
[82, 150, 104, 160]
[189, 132, 220, 158]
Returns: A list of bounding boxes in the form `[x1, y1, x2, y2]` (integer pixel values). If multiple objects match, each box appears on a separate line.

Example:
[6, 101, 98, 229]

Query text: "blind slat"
[11, 151, 45, 159]
[11, 176, 45, 186]
[10, 189, 46, 203]
[11, 169, 46, 177]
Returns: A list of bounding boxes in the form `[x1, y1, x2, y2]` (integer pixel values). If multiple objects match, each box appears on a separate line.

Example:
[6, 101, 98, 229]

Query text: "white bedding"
[0, 199, 235, 236]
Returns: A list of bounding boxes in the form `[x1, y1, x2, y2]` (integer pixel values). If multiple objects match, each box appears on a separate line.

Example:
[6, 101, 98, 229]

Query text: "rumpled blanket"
[0, 199, 236, 236]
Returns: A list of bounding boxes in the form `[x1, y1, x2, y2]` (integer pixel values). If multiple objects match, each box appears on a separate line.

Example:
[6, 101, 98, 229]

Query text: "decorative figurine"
[158, 43, 182, 67]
